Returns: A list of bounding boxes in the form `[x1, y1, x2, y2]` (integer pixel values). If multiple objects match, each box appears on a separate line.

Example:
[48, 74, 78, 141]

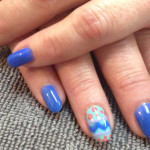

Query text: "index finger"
[8, 0, 150, 68]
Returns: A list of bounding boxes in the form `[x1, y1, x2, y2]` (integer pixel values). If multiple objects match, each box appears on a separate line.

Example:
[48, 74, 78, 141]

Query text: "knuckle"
[116, 68, 149, 91]
[69, 71, 97, 95]
[72, 3, 111, 39]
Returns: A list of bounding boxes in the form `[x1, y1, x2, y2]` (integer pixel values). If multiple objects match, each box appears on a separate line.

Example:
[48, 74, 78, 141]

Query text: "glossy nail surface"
[135, 103, 150, 138]
[7, 47, 33, 68]
[41, 85, 62, 113]
[86, 105, 111, 142]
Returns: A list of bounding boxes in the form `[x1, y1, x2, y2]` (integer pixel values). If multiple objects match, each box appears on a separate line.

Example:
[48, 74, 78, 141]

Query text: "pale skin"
[0, 0, 150, 140]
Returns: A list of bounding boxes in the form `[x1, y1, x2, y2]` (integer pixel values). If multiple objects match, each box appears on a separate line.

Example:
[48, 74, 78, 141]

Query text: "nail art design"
[7, 47, 34, 68]
[41, 85, 62, 113]
[86, 105, 111, 142]
[135, 102, 150, 138]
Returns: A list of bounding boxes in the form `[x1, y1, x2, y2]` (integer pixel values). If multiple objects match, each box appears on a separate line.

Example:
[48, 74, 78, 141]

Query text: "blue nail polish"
[41, 85, 62, 113]
[135, 103, 150, 138]
[7, 47, 34, 68]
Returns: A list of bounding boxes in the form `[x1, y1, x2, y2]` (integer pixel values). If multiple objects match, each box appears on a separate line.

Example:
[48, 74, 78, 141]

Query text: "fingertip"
[19, 66, 65, 114]
[85, 105, 112, 142]
[135, 102, 150, 139]
[7, 47, 34, 68]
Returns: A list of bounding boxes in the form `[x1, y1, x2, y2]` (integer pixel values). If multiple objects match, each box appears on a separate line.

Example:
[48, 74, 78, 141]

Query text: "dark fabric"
[0, 46, 150, 150]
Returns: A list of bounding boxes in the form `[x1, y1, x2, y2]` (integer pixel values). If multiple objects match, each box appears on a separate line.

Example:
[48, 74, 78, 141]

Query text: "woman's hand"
[0, 0, 150, 67]
[7, 11, 150, 142]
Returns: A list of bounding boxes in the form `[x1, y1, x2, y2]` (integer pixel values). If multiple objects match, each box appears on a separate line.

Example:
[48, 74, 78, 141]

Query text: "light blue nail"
[41, 85, 62, 113]
[86, 105, 111, 142]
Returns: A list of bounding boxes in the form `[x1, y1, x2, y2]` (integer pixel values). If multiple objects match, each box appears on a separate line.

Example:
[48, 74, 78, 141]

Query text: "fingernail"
[41, 85, 62, 113]
[86, 105, 112, 142]
[135, 102, 150, 138]
[7, 47, 34, 68]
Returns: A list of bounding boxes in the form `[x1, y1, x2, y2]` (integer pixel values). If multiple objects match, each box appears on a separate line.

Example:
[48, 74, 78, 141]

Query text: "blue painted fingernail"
[86, 105, 112, 142]
[135, 103, 150, 138]
[41, 85, 62, 113]
[7, 47, 34, 68]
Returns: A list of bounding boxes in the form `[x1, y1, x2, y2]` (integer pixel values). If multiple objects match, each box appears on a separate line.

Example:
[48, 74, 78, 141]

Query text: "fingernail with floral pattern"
[86, 105, 112, 142]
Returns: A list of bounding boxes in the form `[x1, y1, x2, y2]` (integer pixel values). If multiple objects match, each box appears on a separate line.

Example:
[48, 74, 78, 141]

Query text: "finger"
[9, 35, 65, 113]
[7, 0, 150, 68]
[135, 29, 150, 73]
[135, 30, 150, 138]
[55, 54, 114, 142]
[7, 11, 71, 114]
[0, 0, 87, 45]
[7, 11, 70, 68]
[20, 66, 66, 113]
[7, 13, 68, 113]
[95, 35, 150, 138]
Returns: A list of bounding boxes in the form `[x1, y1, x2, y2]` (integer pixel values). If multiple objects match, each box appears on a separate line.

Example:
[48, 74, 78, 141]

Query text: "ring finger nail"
[7, 47, 33, 68]
[86, 105, 112, 142]
[135, 103, 150, 138]
[41, 85, 62, 113]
